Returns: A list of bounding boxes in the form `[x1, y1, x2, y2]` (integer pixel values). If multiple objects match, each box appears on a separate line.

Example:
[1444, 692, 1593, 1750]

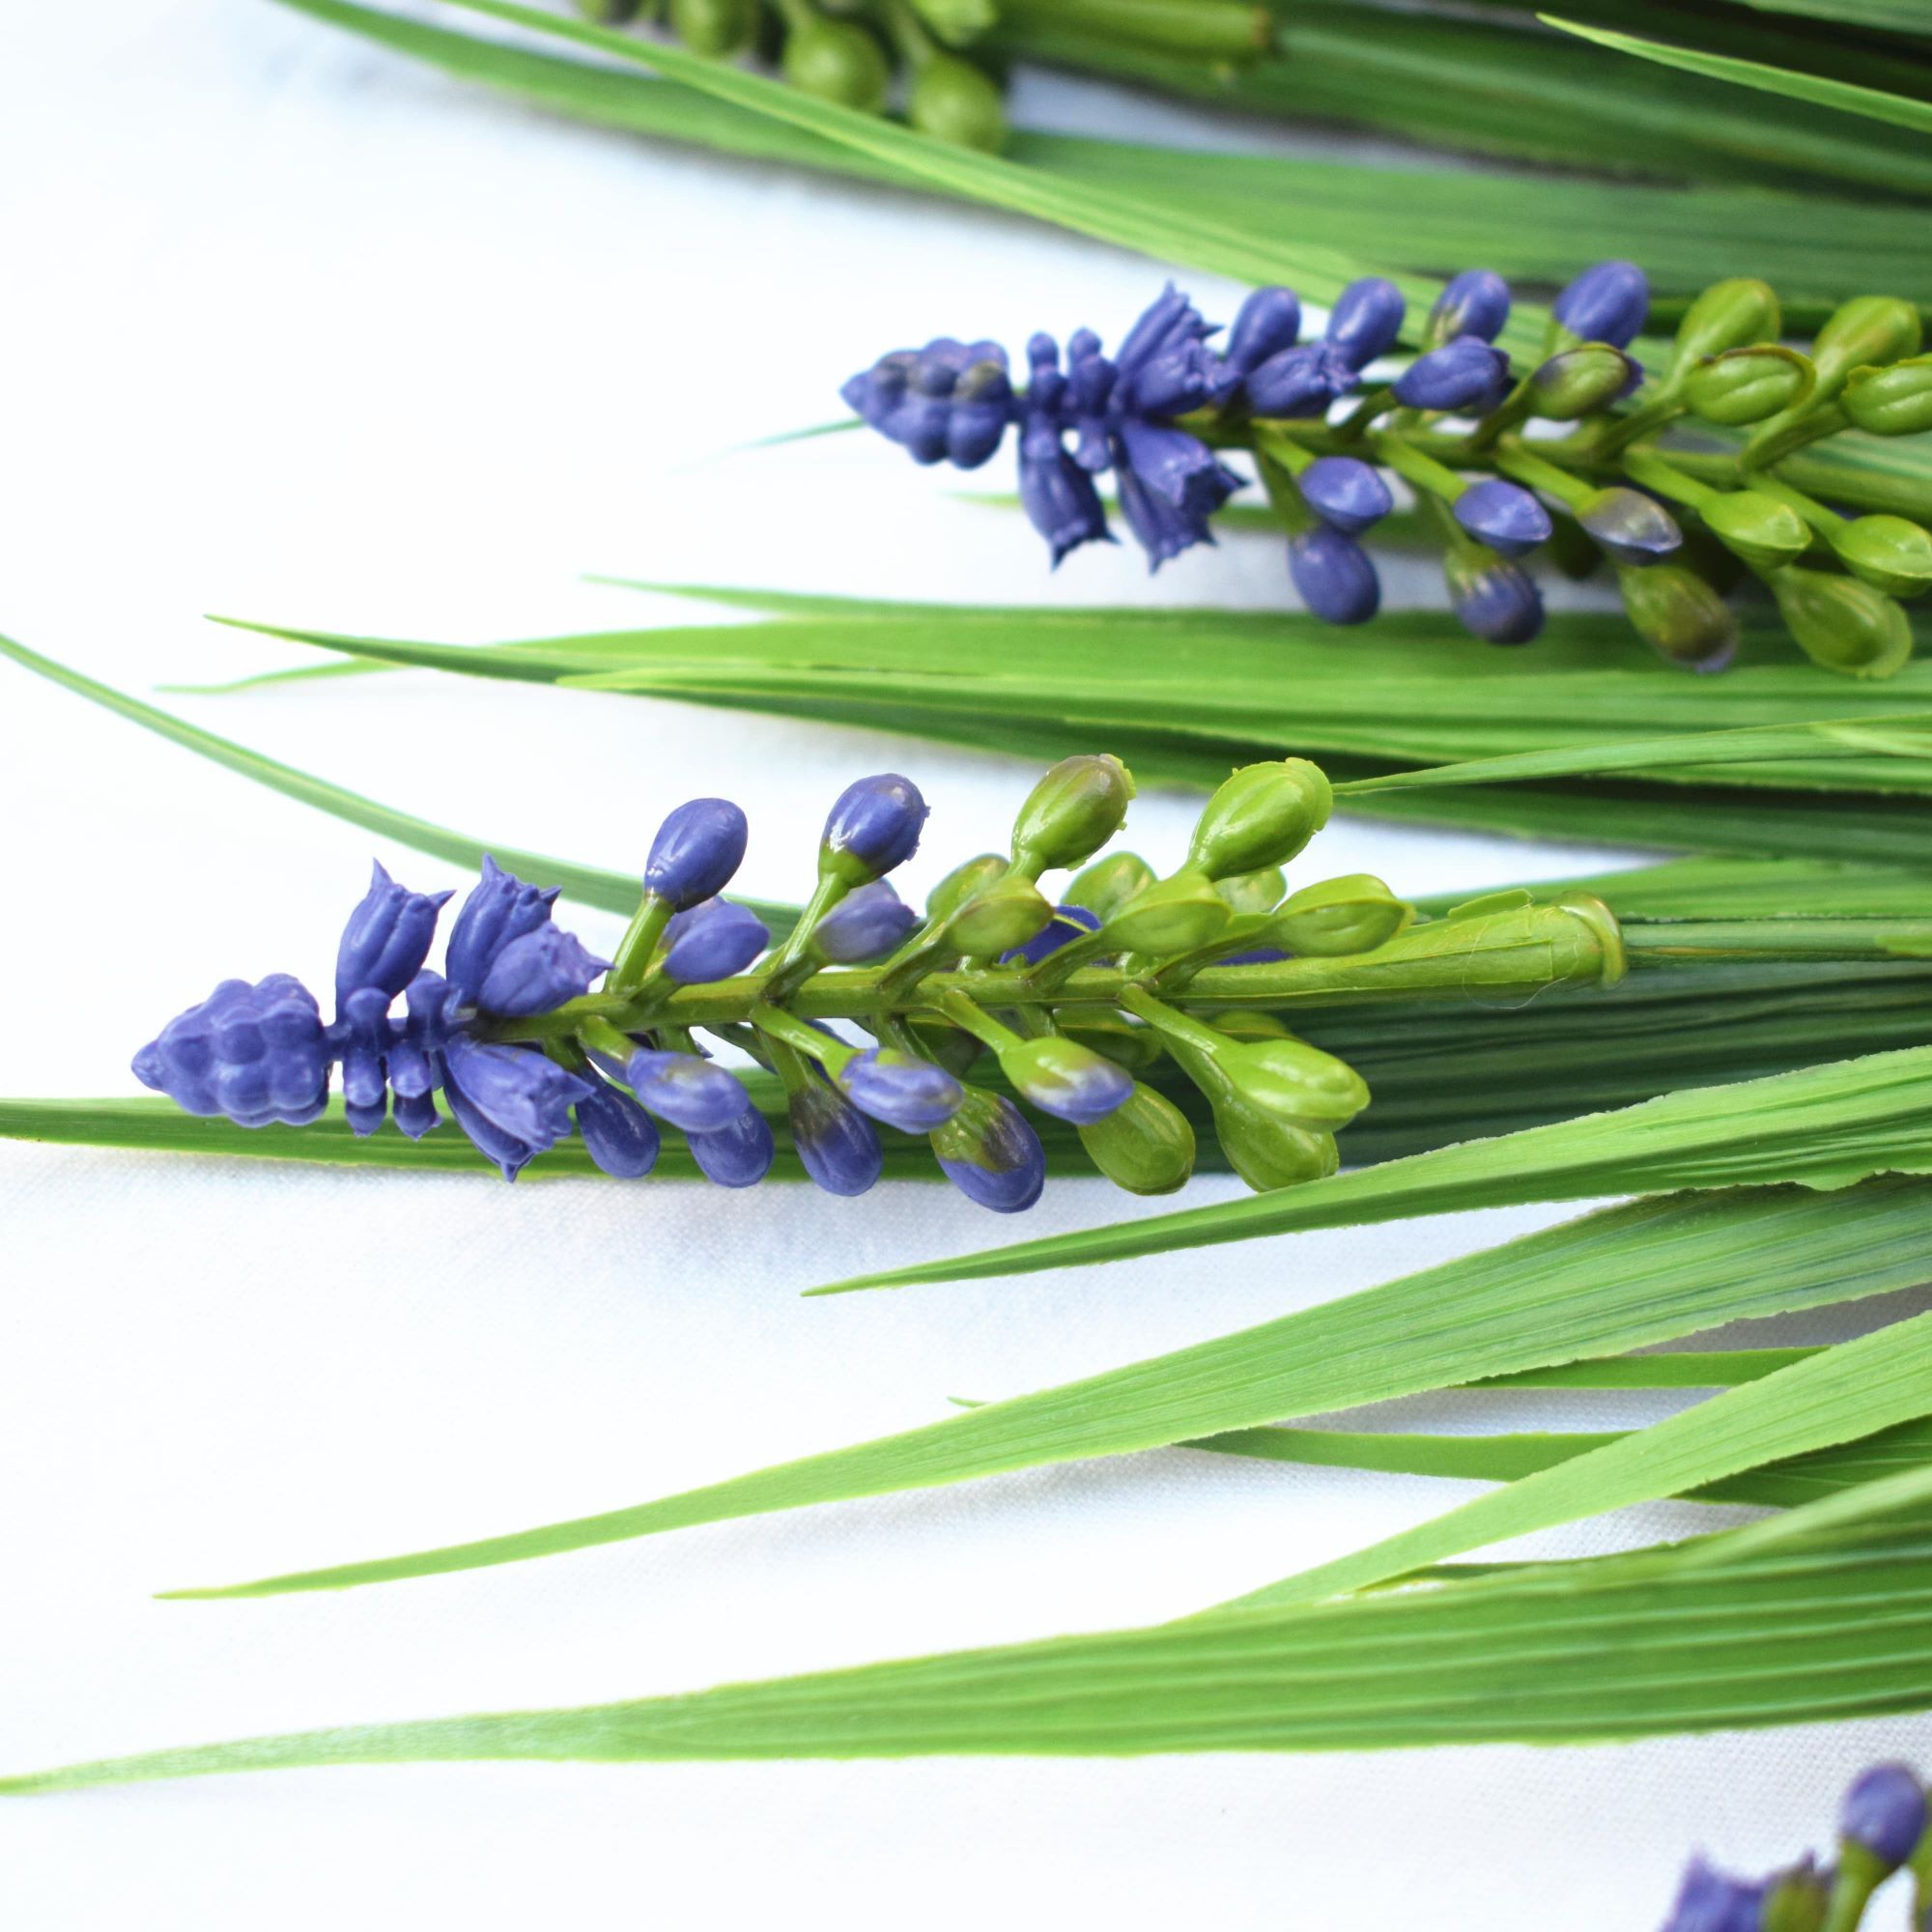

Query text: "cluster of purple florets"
[844, 261, 1656, 649]
[1660, 1761, 1927, 1931]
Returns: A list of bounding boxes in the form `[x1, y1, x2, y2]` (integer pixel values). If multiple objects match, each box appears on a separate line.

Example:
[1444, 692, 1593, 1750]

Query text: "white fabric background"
[3, 5, 1927, 1925]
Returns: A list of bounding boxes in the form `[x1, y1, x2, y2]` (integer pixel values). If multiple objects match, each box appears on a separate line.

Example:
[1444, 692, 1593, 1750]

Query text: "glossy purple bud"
[335, 982, 392, 1137]
[334, 862, 451, 1006]
[133, 975, 330, 1129]
[1454, 478, 1550, 557]
[687, 1105, 775, 1188]
[821, 773, 928, 884]
[392, 1089, 440, 1140]
[1002, 901, 1100, 966]
[1658, 1857, 1766, 1932]
[1019, 445, 1112, 565]
[474, 924, 609, 1017]
[1842, 1762, 1927, 1868]
[1447, 550, 1545, 645]
[574, 1078, 661, 1179]
[659, 898, 770, 983]
[812, 879, 918, 964]
[444, 857, 559, 1004]
[1580, 487, 1683, 566]
[1243, 342, 1348, 418]
[1325, 276, 1405, 369]
[440, 1074, 537, 1182]
[440, 1035, 590, 1160]
[788, 1079, 884, 1196]
[1299, 456, 1392, 535]
[1391, 335, 1509, 412]
[626, 1048, 753, 1133]
[931, 1090, 1046, 1213]
[836, 1046, 966, 1133]
[1289, 525, 1380, 625]
[643, 798, 749, 912]
[1223, 286, 1302, 379]
[1552, 259, 1650, 350]
[1428, 270, 1510, 346]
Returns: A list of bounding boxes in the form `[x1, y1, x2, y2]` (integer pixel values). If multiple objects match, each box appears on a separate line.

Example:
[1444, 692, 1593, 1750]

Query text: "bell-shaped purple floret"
[474, 924, 609, 1017]
[1299, 456, 1392, 536]
[812, 880, 918, 964]
[1019, 441, 1112, 565]
[1658, 1857, 1766, 1932]
[837, 1046, 966, 1133]
[1324, 276, 1406, 369]
[688, 1105, 776, 1187]
[1454, 478, 1550, 557]
[574, 1076, 661, 1179]
[788, 1078, 885, 1197]
[625, 1048, 753, 1133]
[334, 861, 451, 1006]
[440, 1034, 589, 1164]
[132, 974, 330, 1128]
[1116, 419, 1241, 524]
[644, 798, 749, 912]
[932, 1092, 1046, 1213]
[1242, 342, 1354, 418]
[822, 773, 928, 881]
[1003, 902, 1100, 967]
[444, 857, 559, 1004]
[1429, 270, 1511, 345]
[1552, 260, 1650, 350]
[659, 898, 771, 983]
[1289, 526, 1380, 625]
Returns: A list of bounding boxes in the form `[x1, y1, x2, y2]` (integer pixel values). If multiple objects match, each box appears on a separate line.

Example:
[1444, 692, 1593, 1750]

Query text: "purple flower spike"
[334, 861, 451, 1005]
[474, 925, 609, 1017]
[440, 1035, 589, 1161]
[1429, 270, 1511, 345]
[1580, 487, 1683, 566]
[1658, 1857, 1767, 1932]
[1003, 901, 1100, 966]
[1553, 260, 1650, 350]
[133, 975, 331, 1129]
[837, 1045, 966, 1133]
[574, 1077, 661, 1179]
[444, 857, 559, 1004]
[932, 1091, 1046, 1213]
[1289, 525, 1380, 625]
[625, 1047, 753, 1133]
[1222, 286, 1302, 383]
[1325, 276, 1406, 369]
[659, 898, 770, 983]
[1843, 1762, 1928, 1868]
[644, 798, 750, 912]
[812, 879, 918, 964]
[1299, 456, 1393, 536]
[822, 773, 928, 882]
[1454, 478, 1551, 557]
[687, 1105, 775, 1188]
[1448, 552, 1545, 645]
[788, 1078, 885, 1196]
[1392, 336, 1510, 412]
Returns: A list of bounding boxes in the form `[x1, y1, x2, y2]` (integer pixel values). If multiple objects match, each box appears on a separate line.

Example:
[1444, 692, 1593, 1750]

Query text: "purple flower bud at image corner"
[822, 772, 929, 881]
[1841, 1761, 1928, 1867]
[443, 856, 559, 1004]
[788, 1078, 885, 1196]
[644, 797, 750, 911]
[1324, 276, 1406, 369]
[812, 879, 918, 963]
[574, 1076, 661, 1179]
[132, 974, 331, 1129]
[626, 1048, 754, 1133]
[1391, 335, 1510, 412]
[1429, 269, 1511, 345]
[1299, 456, 1392, 536]
[1455, 477, 1551, 557]
[687, 1104, 776, 1188]
[1003, 901, 1100, 966]
[1289, 525, 1381, 625]
[836, 1046, 966, 1134]
[1553, 259, 1651, 349]
[334, 860, 451, 1006]
[473, 924, 609, 1017]
[659, 897, 771, 983]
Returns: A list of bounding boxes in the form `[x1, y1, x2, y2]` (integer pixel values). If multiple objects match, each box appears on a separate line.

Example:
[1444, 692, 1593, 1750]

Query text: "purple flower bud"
[811, 879, 918, 964]
[787, 1078, 884, 1196]
[836, 1046, 966, 1133]
[1112, 283, 1213, 381]
[659, 897, 770, 983]
[931, 1089, 1046, 1212]
[573, 1076, 661, 1179]
[334, 861, 451, 1006]
[473, 924, 609, 1017]
[644, 798, 749, 911]
[625, 1047, 753, 1133]
[1243, 342, 1351, 418]
[392, 1089, 440, 1140]
[1289, 525, 1380, 625]
[946, 356, 1016, 469]
[1580, 486, 1683, 566]
[1392, 335, 1510, 412]
[1658, 1857, 1766, 1932]
[133, 975, 330, 1129]
[444, 857, 559, 1004]
[1447, 550, 1545, 645]
[1325, 276, 1406, 369]
[1002, 901, 1100, 966]
[821, 773, 928, 884]
[1000, 1036, 1134, 1123]
[335, 982, 392, 1137]
[1842, 1762, 1927, 1868]
[1454, 478, 1551, 557]
[1552, 259, 1650, 350]
[687, 1105, 775, 1187]
[842, 340, 1015, 469]
[1429, 270, 1511, 345]
[1117, 462, 1218, 571]
[440, 1035, 590, 1178]
[1299, 456, 1392, 536]
[1223, 286, 1302, 380]
[1019, 444, 1112, 565]
[1116, 421, 1241, 523]
[440, 1073, 538, 1182]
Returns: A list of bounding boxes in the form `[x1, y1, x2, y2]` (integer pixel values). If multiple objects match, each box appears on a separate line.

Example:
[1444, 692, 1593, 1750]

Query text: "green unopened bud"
[1698, 489, 1810, 572]
[1668, 278, 1781, 376]
[1201, 1009, 1294, 1044]
[1618, 563, 1739, 672]
[1214, 867, 1287, 917]
[1682, 345, 1814, 426]
[1075, 1083, 1196, 1195]
[1760, 1860, 1830, 1932]
[1226, 1037, 1370, 1132]
[1830, 514, 1932, 599]
[669, 0, 756, 53]
[781, 16, 891, 112]
[1267, 874, 1412, 955]
[1770, 565, 1914, 678]
[1185, 758, 1331, 879]
[1106, 869, 1231, 953]
[908, 53, 1008, 151]
[1528, 344, 1632, 420]
[1009, 753, 1134, 875]
[925, 852, 1007, 926]
[906, 0, 998, 42]
[1065, 850, 1156, 923]
[945, 872, 1053, 954]
[1811, 295, 1924, 398]
[1843, 355, 1932, 437]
